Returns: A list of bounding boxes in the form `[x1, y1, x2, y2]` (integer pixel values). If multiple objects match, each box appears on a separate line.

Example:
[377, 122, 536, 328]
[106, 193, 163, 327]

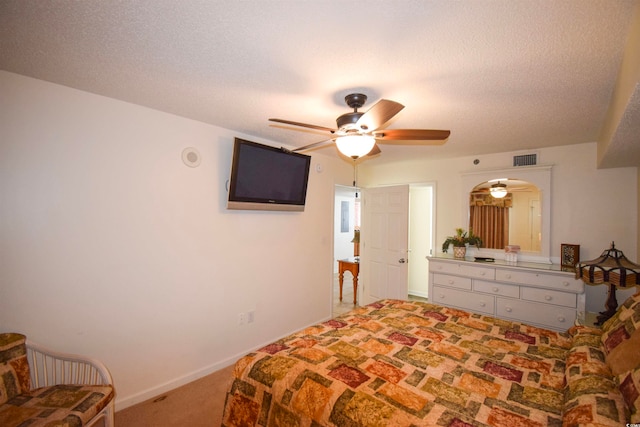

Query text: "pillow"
[601, 290, 640, 334]
[618, 367, 640, 423]
[563, 329, 629, 426]
[0, 333, 31, 405]
[568, 325, 603, 345]
[606, 327, 640, 375]
[563, 380, 629, 426]
[601, 291, 640, 369]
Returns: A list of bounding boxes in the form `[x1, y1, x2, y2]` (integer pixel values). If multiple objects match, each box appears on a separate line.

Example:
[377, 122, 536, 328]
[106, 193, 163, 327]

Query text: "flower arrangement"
[441, 228, 482, 253]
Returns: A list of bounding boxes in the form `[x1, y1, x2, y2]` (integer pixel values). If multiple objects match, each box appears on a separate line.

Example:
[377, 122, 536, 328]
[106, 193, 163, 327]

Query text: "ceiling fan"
[269, 93, 451, 159]
[471, 179, 536, 199]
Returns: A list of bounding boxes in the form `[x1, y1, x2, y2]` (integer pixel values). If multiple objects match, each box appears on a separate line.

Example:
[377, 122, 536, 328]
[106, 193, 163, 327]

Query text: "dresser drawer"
[430, 261, 495, 280]
[473, 280, 520, 298]
[433, 273, 472, 290]
[521, 287, 577, 308]
[433, 286, 495, 315]
[495, 269, 583, 292]
[496, 297, 576, 330]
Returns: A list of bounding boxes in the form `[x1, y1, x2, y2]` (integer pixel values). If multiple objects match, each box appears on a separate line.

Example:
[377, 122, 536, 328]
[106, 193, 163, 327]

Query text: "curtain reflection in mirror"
[469, 181, 541, 251]
[469, 193, 511, 249]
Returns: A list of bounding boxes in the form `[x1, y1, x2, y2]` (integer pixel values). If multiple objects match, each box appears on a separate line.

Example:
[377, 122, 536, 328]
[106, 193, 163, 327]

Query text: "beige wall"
[0, 71, 354, 409]
[359, 144, 638, 312]
[598, 2, 640, 169]
[3, 69, 638, 411]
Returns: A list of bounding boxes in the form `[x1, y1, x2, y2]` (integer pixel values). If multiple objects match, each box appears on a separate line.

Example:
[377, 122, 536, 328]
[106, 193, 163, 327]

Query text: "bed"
[221, 295, 640, 426]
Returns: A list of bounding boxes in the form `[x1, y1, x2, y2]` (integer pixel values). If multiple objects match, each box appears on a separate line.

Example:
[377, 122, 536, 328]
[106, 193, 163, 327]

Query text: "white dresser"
[427, 256, 585, 331]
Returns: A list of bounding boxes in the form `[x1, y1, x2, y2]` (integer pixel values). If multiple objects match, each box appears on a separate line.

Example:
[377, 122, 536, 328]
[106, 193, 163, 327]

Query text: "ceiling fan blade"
[291, 138, 335, 152]
[355, 99, 404, 132]
[374, 129, 451, 141]
[269, 118, 336, 133]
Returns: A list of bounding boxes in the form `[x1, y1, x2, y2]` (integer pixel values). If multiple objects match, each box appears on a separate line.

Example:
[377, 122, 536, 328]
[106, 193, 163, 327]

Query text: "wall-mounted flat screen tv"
[227, 138, 311, 211]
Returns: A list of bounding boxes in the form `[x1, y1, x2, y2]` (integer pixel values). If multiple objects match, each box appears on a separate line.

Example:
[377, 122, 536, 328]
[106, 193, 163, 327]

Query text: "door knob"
[398, 258, 406, 264]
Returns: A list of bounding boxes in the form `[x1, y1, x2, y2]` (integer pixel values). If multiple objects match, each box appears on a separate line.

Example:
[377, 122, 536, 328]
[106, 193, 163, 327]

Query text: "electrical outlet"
[238, 312, 245, 325]
[248, 311, 255, 323]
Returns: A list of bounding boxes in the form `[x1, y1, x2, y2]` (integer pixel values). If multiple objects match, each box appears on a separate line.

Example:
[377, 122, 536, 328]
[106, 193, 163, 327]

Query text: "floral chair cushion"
[0, 333, 31, 405]
[0, 383, 114, 427]
[0, 333, 114, 427]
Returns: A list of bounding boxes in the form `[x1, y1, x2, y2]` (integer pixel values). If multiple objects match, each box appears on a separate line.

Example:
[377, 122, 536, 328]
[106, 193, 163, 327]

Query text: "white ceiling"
[1, 0, 638, 165]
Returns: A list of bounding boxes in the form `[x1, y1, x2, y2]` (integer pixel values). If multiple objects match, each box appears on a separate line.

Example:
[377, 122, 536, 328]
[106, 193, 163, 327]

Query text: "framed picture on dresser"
[561, 243, 580, 271]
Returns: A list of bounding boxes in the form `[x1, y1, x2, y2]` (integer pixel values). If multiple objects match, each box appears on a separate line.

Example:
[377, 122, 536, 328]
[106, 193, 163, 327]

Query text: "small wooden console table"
[338, 258, 359, 305]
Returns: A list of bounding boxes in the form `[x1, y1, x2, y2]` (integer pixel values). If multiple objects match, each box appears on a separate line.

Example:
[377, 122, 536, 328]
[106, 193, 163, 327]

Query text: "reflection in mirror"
[469, 180, 541, 251]
[461, 166, 551, 264]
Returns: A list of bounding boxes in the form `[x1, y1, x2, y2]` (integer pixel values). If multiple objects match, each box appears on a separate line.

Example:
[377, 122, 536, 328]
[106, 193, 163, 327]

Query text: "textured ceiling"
[1, 0, 638, 165]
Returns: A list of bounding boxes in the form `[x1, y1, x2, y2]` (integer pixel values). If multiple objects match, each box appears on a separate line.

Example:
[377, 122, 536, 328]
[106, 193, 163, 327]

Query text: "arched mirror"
[469, 179, 541, 251]
[461, 166, 552, 263]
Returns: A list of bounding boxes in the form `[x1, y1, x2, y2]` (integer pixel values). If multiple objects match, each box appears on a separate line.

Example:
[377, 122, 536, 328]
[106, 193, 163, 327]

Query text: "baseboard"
[114, 313, 334, 412]
[114, 355, 238, 411]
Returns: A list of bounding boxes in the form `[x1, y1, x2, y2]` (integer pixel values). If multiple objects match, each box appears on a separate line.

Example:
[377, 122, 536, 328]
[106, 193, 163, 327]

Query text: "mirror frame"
[461, 165, 552, 264]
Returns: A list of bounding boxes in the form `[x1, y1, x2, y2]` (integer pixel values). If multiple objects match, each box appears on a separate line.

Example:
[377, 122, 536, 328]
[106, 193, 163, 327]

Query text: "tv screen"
[227, 138, 311, 211]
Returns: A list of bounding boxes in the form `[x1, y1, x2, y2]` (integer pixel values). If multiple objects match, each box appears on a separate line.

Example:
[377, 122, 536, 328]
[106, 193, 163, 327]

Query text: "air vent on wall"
[513, 153, 537, 167]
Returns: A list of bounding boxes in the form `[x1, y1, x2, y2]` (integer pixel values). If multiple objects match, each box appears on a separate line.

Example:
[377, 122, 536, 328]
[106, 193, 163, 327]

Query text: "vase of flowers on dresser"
[442, 228, 483, 259]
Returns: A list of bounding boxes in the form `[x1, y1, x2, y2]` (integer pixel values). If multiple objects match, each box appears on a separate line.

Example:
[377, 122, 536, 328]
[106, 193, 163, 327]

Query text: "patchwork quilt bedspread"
[220, 299, 621, 426]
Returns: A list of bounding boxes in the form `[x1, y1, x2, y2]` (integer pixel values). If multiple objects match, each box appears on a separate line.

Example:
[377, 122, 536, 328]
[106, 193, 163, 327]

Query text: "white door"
[360, 185, 409, 304]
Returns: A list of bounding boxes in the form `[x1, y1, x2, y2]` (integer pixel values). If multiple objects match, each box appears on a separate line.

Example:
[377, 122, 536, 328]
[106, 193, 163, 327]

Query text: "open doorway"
[333, 185, 360, 316]
[334, 185, 360, 263]
[408, 184, 435, 300]
[333, 183, 434, 315]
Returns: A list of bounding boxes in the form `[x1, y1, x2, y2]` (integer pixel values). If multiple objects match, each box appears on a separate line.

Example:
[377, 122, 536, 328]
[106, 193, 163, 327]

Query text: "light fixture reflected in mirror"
[490, 182, 508, 198]
[336, 135, 376, 159]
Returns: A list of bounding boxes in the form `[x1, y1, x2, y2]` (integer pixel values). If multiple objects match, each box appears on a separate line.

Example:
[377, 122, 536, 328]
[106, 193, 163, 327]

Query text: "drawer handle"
[479, 302, 486, 307]
[562, 281, 569, 287]
[480, 271, 486, 276]
[558, 316, 566, 323]
[505, 307, 513, 313]
[448, 280, 454, 285]
[492, 287, 499, 293]
[438, 294, 445, 299]
[505, 274, 511, 279]
[544, 295, 552, 301]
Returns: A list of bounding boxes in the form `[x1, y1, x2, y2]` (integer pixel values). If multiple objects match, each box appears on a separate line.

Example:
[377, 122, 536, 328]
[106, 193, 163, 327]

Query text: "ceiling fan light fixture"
[490, 182, 508, 198]
[336, 135, 376, 159]
[269, 93, 451, 158]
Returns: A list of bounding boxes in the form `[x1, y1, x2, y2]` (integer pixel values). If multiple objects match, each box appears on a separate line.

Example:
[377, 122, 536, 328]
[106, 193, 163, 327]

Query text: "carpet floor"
[114, 275, 427, 426]
[115, 364, 233, 427]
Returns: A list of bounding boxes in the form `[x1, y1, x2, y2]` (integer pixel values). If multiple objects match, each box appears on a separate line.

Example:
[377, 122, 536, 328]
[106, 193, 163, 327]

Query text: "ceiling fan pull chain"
[354, 160, 359, 198]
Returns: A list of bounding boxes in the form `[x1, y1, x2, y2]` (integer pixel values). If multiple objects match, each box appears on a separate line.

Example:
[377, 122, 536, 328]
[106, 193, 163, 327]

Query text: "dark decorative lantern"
[575, 242, 640, 325]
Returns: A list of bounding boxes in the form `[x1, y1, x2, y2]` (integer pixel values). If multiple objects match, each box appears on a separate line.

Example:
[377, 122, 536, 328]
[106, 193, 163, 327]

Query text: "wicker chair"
[0, 333, 115, 427]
